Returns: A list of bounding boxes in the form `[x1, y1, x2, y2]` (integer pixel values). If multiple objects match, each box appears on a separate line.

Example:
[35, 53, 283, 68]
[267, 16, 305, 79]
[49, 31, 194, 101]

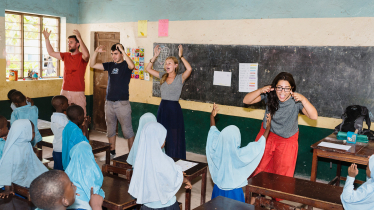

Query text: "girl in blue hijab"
[129, 122, 191, 210]
[65, 141, 105, 205]
[341, 155, 374, 210]
[127, 113, 157, 167]
[0, 119, 48, 198]
[206, 103, 271, 202]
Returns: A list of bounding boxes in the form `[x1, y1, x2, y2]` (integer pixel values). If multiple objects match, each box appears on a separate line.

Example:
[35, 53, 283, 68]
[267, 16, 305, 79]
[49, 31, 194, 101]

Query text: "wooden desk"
[102, 174, 136, 210]
[0, 193, 35, 210]
[310, 133, 373, 185]
[40, 136, 111, 165]
[112, 154, 208, 210]
[246, 172, 343, 210]
[193, 196, 264, 210]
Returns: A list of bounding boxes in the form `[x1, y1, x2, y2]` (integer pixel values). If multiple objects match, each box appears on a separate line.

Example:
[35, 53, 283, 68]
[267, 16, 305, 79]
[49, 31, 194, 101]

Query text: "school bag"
[334, 105, 374, 139]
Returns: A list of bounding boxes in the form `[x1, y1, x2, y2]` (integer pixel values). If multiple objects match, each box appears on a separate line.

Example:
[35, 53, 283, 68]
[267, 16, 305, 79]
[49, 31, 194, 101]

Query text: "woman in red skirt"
[243, 72, 318, 203]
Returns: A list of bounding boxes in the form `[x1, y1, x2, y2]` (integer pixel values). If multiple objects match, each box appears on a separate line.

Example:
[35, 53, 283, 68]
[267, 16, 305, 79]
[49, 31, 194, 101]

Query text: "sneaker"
[100, 153, 116, 162]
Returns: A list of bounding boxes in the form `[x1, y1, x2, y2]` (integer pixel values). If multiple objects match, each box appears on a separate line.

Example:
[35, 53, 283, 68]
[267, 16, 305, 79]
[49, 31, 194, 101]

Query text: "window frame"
[5, 11, 61, 79]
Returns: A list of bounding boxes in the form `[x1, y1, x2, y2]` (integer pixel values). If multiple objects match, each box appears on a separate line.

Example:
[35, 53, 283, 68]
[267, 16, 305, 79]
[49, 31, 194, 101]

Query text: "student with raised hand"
[341, 156, 374, 210]
[129, 122, 191, 210]
[0, 119, 48, 198]
[206, 103, 269, 202]
[0, 116, 9, 159]
[65, 141, 105, 207]
[243, 72, 318, 181]
[10, 91, 42, 146]
[90, 44, 135, 161]
[30, 170, 104, 210]
[146, 45, 193, 159]
[51, 95, 70, 170]
[62, 105, 89, 170]
[127, 112, 157, 167]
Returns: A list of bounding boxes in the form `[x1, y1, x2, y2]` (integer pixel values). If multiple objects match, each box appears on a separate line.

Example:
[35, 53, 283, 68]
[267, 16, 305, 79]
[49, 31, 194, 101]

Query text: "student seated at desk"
[127, 112, 157, 167]
[10, 91, 42, 146]
[129, 122, 192, 210]
[206, 103, 270, 202]
[30, 170, 104, 210]
[0, 119, 48, 198]
[7, 89, 33, 111]
[51, 95, 70, 170]
[0, 115, 9, 159]
[65, 141, 105, 205]
[62, 105, 89, 170]
[341, 155, 374, 210]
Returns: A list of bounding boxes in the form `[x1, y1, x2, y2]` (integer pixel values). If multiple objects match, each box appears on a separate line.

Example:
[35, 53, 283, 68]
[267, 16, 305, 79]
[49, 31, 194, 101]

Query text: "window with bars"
[5, 11, 60, 79]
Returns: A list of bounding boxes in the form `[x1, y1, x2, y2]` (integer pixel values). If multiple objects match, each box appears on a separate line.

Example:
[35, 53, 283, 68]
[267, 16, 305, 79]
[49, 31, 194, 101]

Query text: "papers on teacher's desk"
[175, 160, 198, 171]
[318, 142, 351, 151]
[38, 119, 51, 129]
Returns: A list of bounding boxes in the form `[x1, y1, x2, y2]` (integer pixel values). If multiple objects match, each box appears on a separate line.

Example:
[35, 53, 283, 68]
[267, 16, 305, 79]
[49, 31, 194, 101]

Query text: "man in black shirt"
[90, 43, 135, 161]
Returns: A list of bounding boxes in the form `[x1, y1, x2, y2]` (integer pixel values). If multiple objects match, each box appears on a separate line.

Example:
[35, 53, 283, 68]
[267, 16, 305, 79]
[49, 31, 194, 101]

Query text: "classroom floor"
[42, 130, 322, 210]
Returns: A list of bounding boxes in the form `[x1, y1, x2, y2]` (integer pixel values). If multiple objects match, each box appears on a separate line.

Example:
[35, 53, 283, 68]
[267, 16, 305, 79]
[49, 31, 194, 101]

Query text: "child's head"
[7, 89, 17, 101]
[52, 95, 69, 112]
[11, 91, 27, 107]
[66, 105, 85, 126]
[0, 116, 8, 138]
[367, 155, 374, 178]
[30, 170, 77, 210]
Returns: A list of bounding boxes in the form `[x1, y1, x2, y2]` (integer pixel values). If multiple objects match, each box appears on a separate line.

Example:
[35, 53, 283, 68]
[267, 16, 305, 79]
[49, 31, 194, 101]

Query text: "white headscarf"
[127, 113, 157, 166]
[0, 119, 48, 187]
[341, 155, 374, 210]
[128, 122, 183, 204]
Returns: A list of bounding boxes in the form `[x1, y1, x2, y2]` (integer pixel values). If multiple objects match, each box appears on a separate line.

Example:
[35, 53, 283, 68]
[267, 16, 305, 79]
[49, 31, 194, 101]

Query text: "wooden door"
[93, 32, 120, 132]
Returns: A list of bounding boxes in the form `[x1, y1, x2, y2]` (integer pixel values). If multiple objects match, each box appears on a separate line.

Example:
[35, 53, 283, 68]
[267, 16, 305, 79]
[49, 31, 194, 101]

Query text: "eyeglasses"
[275, 86, 291, 92]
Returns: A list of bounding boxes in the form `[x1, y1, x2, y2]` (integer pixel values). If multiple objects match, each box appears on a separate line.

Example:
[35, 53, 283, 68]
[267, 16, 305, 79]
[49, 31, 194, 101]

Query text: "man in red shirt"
[43, 29, 90, 115]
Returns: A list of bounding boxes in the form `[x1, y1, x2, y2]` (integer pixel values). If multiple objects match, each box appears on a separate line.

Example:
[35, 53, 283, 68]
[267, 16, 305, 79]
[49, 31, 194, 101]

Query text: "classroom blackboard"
[152, 43, 374, 119]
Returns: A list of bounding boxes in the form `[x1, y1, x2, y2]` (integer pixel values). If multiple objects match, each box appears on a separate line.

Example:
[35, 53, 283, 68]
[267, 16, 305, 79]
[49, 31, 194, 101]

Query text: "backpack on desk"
[334, 105, 374, 139]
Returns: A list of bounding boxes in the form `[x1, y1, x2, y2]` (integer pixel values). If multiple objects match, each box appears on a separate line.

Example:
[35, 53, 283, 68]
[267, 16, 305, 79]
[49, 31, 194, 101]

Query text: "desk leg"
[201, 168, 207, 205]
[310, 149, 318, 182]
[245, 185, 250, 204]
[185, 186, 191, 210]
[105, 148, 110, 165]
[336, 161, 341, 186]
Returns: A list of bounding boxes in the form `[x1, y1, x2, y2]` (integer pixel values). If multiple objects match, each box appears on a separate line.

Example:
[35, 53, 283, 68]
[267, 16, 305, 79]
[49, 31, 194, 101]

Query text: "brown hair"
[160, 56, 179, 85]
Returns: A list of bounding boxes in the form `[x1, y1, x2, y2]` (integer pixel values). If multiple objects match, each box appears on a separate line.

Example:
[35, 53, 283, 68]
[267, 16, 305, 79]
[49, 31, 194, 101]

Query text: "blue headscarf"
[65, 141, 105, 203]
[10, 105, 42, 146]
[206, 125, 266, 190]
[62, 121, 89, 170]
[129, 122, 183, 204]
[0, 138, 5, 159]
[0, 119, 48, 188]
[127, 113, 157, 166]
[341, 155, 374, 210]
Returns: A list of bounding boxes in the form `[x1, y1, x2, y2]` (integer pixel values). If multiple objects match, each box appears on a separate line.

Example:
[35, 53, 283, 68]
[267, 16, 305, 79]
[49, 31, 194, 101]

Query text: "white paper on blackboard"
[239, 63, 258, 92]
[213, 71, 232, 87]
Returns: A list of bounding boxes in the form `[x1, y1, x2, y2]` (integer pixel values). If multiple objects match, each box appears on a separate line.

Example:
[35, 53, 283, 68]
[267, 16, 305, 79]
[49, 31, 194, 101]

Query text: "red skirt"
[251, 123, 299, 178]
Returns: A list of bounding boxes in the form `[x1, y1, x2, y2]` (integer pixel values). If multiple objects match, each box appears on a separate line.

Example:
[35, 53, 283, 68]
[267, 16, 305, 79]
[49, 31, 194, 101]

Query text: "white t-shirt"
[51, 112, 69, 152]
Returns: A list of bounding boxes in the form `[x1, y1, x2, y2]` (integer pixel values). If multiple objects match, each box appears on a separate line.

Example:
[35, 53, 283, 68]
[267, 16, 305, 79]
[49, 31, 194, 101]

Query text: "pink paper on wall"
[158, 19, 169, 37]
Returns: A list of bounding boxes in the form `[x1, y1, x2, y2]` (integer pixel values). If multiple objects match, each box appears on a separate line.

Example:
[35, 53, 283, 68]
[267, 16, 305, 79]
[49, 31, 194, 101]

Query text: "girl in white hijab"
[129, 122, 191, 210]
[0, 119, 48, 198]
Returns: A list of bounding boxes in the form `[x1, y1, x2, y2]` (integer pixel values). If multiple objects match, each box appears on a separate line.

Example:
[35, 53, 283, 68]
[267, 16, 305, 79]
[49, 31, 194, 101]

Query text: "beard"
[69, 47, 76, 53]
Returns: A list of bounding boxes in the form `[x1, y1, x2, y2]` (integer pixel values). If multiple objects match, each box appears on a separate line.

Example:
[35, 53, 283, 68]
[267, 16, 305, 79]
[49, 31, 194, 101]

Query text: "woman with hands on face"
[146, 45, 193, 159]
[243, 72, 317, 195]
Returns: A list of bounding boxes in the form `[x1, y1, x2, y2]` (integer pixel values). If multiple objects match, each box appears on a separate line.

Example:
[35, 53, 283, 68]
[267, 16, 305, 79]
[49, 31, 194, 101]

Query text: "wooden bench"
[0, 189, 35, 210]
[112, 154, 208, 210]
[246, 172, 343, 210]
[40, 136, 111, 165]
[193, 196, 265, 210]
